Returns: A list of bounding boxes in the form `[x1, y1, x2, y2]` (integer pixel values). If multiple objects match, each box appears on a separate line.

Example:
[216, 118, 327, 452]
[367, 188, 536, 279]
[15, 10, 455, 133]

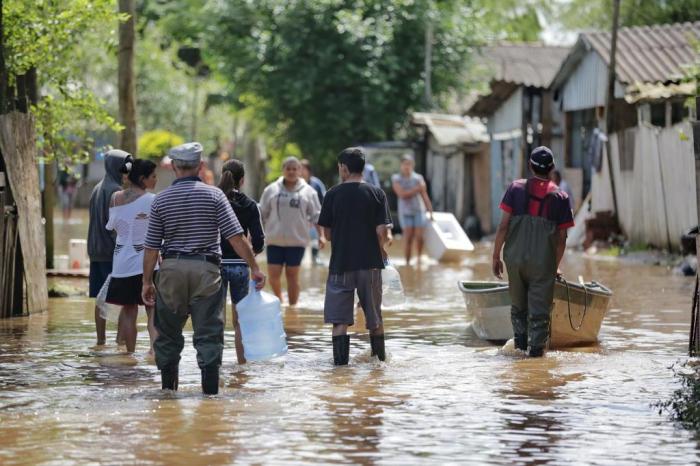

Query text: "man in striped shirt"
[142, 142, 265, 395]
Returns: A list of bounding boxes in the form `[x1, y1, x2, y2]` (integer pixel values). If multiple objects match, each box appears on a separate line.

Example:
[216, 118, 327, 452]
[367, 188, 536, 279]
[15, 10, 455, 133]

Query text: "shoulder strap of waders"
[518, 178, 533, 215]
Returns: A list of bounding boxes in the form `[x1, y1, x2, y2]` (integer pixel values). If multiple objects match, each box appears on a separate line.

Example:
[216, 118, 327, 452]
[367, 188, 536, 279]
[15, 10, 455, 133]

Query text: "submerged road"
[0, 212, 698, 464]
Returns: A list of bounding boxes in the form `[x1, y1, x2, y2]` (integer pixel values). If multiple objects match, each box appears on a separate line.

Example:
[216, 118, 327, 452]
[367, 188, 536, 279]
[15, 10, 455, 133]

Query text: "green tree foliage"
[137, 129, 185, 160]
[3, 0, 122, 165]
[553, 0, 700, 30]
[204, 0, 477, 172]
[472, 0, 547, 43]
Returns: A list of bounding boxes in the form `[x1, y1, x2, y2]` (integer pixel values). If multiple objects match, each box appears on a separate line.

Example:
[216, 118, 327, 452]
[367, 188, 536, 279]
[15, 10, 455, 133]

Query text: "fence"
[0, 171, 24, 318]
[590, 121, 697, 250]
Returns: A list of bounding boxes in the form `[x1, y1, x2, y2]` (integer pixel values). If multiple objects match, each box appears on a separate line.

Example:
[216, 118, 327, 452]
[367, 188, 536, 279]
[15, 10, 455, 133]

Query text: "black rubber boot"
[514, 334, 528, 352]
[201, 365, 220, 395]
[161, 365, 179, 391]
[370, 334, 386, 361]
[333, 335, 350, 365]
[528, 347, 544, 358]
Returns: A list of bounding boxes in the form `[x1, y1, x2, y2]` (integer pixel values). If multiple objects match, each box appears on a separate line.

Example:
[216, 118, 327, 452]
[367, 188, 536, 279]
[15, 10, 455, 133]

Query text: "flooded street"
[1, 212, 698, 464]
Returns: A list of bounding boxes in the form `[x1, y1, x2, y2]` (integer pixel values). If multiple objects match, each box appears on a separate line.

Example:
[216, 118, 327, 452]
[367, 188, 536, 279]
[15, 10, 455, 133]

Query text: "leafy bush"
[656, 362, 700, 431]
[138, 130, 184, 160]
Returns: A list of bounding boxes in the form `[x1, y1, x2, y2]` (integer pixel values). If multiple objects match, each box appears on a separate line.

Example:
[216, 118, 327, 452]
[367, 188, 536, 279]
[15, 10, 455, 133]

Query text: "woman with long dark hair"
[219, 158, 265, 363]
[103, 159, 159, 353]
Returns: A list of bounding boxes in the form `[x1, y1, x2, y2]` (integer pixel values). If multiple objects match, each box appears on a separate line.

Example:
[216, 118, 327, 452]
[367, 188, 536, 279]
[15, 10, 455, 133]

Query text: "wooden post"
[604, 0, 621, 224]
[694, 94, 700, 255]
[42, 159, 55, 269]
[118, 0, 137, 155]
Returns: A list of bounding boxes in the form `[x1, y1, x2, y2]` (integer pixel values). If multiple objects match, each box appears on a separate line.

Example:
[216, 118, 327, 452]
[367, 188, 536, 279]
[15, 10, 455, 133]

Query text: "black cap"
[529, 146, 554, 171]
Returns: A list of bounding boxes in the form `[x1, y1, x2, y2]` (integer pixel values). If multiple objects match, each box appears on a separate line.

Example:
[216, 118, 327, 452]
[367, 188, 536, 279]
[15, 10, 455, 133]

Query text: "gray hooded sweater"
[87, 150, 129, 261]
[259, 177, 321, 247]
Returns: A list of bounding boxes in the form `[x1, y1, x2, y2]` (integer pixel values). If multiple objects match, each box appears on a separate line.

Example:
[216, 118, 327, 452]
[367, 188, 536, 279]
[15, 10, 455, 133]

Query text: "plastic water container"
[69, 239, 88, 269]
[236, 281, 288, 361]
[381, 261, 405, 307]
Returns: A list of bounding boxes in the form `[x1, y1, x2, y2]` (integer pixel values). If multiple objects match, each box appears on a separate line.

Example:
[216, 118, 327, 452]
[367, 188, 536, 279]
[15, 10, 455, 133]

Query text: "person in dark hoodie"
[218, 159, 265, 364]
[87, 149, 132, 346]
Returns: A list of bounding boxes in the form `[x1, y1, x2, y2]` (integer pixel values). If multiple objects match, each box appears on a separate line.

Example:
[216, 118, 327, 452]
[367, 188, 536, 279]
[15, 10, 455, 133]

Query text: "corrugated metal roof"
[478, 44, 571, 88]
[466, 44, 570, 117]
[411, 113, 489, 147]
[559, 21, 700, 87]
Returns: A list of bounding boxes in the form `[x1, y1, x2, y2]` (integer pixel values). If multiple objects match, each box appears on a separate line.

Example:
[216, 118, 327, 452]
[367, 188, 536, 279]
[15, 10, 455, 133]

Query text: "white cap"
[169, 142, 203, 162]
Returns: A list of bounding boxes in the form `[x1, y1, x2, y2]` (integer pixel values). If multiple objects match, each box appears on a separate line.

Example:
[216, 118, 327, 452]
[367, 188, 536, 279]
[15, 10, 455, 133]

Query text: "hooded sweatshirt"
[259, 177, 321, 247]
[220, 190, 265, 264]
[87, 150, 129, 261]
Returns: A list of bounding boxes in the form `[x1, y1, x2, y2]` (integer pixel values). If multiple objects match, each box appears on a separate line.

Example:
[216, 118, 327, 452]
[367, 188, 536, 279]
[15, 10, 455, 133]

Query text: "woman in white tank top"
[105, 159, 159, 353]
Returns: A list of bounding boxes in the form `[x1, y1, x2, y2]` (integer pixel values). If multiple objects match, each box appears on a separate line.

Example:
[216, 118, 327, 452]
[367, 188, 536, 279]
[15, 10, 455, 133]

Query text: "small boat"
[458, 278, 612, 348]
[424, 212, 474, 261]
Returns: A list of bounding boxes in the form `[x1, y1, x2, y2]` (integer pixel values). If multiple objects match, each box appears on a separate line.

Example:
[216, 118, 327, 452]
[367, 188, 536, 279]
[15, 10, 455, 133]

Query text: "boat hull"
[459, 280, 612, 348]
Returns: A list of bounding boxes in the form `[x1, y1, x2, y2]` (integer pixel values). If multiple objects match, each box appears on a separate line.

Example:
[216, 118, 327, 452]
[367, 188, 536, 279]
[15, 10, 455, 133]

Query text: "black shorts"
[266, 245, 305, 266]
[106, 274, 146, 306]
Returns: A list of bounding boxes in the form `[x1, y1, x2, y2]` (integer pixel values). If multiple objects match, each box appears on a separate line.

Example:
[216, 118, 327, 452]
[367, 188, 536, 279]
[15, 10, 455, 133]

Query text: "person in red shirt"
[491, 146, 574, 357]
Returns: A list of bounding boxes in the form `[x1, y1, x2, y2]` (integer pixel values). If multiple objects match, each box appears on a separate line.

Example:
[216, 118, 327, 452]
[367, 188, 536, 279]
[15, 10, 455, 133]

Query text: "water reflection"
[499, 410, 563, 466]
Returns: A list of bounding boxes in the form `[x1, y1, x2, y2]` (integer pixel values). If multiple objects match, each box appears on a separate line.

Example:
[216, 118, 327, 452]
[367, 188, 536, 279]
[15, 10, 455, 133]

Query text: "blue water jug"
[236, 281, 288, 361]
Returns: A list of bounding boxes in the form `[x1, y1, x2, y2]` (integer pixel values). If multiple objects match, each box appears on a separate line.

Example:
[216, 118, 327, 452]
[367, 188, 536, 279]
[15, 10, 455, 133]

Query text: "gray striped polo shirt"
[144, 176, 243, 257]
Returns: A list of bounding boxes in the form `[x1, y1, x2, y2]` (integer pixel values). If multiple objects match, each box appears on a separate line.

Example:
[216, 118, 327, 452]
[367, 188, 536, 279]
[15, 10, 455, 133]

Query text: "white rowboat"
[458, 279, 612, 348]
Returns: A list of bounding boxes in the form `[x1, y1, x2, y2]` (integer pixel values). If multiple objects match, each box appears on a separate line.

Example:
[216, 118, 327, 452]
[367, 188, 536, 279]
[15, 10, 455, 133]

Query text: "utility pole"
[118, 0, 137, 155]
[604, 0, 621, 225]
[695, 94, 700, 253]
[424, 16, 433, 110]
[692, 93, 700, 356]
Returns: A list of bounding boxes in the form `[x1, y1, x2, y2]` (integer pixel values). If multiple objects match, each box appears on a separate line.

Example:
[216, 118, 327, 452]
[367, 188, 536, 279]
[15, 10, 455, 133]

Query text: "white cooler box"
[424, 212, 474, 262]
[69, 239, 89, 269]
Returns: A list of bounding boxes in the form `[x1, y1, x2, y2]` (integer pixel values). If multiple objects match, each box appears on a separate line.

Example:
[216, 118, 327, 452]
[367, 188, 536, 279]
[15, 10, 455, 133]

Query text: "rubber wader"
[503, 179, 560, 356]
[333, 335, 350, 365]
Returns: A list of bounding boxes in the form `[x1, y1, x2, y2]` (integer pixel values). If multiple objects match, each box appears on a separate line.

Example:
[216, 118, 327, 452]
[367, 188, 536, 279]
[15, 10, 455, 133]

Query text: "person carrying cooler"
[259, 156, 324, 305]
[318, 147, 392, 365]
[142, 142, 266, 395]
[218, 158, 265, 364]
[491, 146, 574, 357]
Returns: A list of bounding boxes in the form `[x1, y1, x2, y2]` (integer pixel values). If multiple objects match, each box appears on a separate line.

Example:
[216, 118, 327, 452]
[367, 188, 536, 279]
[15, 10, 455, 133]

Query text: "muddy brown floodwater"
[1, 211, 698, 464]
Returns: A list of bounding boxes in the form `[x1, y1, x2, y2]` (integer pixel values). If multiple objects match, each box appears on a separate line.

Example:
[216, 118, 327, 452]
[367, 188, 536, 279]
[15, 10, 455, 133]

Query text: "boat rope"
[564, 279, 589, 331]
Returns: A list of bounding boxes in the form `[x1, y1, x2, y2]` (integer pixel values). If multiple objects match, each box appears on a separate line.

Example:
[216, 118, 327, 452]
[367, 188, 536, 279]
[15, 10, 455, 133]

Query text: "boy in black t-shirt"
[317, 147, 393, 365]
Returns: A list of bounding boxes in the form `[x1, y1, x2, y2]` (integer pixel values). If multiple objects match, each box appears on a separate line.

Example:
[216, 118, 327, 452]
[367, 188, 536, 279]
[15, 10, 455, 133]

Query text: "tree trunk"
[118, 0, 137, 155]
[0, 112, 49, 313]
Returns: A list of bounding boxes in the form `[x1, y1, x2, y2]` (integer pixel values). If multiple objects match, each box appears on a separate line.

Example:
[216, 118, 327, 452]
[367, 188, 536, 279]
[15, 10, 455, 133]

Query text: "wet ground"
[1, 211, 698, 464]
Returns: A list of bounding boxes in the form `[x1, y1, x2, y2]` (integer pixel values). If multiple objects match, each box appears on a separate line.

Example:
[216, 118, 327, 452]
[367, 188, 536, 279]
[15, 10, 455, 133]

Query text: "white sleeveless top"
[106, 193, 157, 278]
